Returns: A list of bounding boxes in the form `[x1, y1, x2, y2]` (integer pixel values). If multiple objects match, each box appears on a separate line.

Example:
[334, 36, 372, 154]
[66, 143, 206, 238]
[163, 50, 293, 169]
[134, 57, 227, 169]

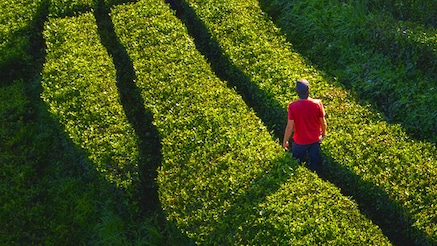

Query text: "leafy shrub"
[110, 0, 391, 244]
[0, 0, 45, 84]
[42, 12, 139, 194]
[48, 0, 94, 17]
[40, 11, 188, 245]
[180, 0, 437, 243]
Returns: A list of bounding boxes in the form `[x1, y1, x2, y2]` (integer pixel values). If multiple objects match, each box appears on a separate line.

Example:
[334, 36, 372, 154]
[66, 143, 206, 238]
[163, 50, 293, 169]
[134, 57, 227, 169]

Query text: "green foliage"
[183, 0, 437, 243]
[110, 0, 390, 244]
[38, 8, 193, 245]
[0, 0, 45, 83]
[42, 12, 139, 196]
[260, 0, 437, 143]
[2, 0, 436, 244]
[368, 0, 437, 27]
[48, 0, 94, 17]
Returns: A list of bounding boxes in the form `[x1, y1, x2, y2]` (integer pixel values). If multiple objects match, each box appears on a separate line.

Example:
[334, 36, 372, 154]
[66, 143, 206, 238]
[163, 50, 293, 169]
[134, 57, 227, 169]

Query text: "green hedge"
[259, 0, 437, 143]
[42, 12, 139, 197]
[0, 0, 45, 83]
[179, 0, 437, 244]
[40, 11, 191, 245]
[111, 0, 390, 244]
[368, 0, 437, 27]
[48, 0, 93, 17]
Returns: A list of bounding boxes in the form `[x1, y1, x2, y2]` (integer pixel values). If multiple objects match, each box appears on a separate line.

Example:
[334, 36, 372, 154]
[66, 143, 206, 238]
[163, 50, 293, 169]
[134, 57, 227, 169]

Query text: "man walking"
[283, 79, 327, 173]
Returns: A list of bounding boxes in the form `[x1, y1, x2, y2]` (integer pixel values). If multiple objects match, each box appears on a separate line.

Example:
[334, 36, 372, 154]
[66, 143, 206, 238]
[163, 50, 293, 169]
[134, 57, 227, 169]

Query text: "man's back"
[288, 98, 325, 145]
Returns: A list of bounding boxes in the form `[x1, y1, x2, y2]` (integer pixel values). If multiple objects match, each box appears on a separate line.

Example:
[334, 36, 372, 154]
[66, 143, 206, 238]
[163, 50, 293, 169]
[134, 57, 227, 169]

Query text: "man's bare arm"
[283, 120, 294, 150]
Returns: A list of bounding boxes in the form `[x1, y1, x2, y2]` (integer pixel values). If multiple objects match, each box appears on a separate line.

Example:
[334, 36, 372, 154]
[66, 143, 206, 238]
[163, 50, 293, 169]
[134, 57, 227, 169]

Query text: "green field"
[1, 0, 436, 245]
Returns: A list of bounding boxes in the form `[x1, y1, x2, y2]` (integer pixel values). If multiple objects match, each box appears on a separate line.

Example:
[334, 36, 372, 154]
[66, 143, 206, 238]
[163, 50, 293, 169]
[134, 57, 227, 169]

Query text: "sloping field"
[1, 0, 436, 244]
[172, 0, 436, 244]
[260, 0, 437, 144]
[110, 0, 390, 244]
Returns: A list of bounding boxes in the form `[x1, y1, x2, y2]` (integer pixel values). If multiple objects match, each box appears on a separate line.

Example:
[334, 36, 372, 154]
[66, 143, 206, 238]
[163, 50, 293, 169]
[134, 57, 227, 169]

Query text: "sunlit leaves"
[111, 0, 391, 244]
[41, 13, 138, 190]
[185, 0, 436, 242]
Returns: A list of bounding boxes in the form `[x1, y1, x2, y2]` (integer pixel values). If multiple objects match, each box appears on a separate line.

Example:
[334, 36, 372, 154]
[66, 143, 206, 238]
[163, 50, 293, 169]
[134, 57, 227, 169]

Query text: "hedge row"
[110, 0, 390, 244]
[179, 0, 437, 244]
[42, 12, 140, 191]
[0, 0, 46, 83]
[39, 12, 176, 245]
[368, 0, 437, 27]
[0, 19, 128, 246]
[0, 2, 105, 243]
[47, 0, 93, 17]
[260, 0, 437, 144]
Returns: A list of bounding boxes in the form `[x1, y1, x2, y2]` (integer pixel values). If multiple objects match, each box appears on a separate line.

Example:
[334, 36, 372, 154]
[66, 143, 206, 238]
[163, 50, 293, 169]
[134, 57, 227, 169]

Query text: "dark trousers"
[291, 141, 322, 173]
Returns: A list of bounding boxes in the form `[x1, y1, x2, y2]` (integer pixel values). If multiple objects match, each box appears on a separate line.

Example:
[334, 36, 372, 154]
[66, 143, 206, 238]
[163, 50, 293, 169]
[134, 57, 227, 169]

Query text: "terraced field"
[1, 0, 436, 245]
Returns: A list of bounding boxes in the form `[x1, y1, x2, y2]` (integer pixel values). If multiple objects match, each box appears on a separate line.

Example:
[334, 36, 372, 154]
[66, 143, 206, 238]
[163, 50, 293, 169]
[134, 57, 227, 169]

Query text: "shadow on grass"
[166, 0, 433, 245]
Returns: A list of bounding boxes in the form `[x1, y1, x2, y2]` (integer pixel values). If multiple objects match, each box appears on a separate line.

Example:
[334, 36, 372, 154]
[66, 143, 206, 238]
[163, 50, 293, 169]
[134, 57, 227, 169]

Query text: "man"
[282, 79, 327, 173]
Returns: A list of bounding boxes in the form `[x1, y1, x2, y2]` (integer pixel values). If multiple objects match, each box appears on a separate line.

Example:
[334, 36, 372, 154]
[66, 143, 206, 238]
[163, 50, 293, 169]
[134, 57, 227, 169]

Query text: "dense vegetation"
[1, 0, 436, 245]
[176, 0, 436, 243]
[260, 0, 437, 144]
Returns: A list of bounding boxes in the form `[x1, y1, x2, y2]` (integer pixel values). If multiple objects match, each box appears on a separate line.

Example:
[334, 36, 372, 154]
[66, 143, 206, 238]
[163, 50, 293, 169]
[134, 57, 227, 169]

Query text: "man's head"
[296, 79, 309, 99]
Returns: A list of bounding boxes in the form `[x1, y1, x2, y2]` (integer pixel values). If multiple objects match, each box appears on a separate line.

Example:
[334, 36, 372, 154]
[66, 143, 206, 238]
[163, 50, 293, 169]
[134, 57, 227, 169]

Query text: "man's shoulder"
[308, 97, 322, 103]
[291, 98, 322, 105]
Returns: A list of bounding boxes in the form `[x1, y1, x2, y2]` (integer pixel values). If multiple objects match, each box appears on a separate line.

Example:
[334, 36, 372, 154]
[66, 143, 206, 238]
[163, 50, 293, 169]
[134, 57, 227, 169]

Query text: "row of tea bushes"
[42, 12, 139, 197]
[0, 2, 109, 244]
[1, 3, 192, 242]
[367, 0, 437, 27]
[0, 12, 131, 244]
[180, 0, 437, 243]
[40, 11, 179, 245]
[260, 0, 437, 143]
[110, 0, 391, 244]
[0, 0, 45, 83]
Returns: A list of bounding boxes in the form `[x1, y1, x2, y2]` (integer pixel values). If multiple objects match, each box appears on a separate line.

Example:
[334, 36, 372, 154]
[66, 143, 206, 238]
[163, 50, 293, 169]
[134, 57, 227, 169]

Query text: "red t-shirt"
[288, 98, 325, 145]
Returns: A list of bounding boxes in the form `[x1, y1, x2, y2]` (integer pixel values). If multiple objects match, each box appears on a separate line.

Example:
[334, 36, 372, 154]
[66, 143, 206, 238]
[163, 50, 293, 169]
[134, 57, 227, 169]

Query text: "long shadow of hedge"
[94, 0, 161, 214]
[166, 0, 433, 245]
[0, 1, 131, 243]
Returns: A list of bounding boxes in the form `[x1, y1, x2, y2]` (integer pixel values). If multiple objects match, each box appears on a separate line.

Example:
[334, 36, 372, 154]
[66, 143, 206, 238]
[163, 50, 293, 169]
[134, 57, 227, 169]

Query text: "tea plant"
[111, 0, 390, 244]
[179, 0, 437, 243]
[0, 0, 46, 83]
[260, 0, 437, 144]
[42, 12, 139, 191]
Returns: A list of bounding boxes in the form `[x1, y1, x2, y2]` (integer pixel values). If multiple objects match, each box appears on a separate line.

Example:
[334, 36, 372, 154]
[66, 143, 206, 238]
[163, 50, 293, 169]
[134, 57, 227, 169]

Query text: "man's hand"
[283, 140, 289, 151]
